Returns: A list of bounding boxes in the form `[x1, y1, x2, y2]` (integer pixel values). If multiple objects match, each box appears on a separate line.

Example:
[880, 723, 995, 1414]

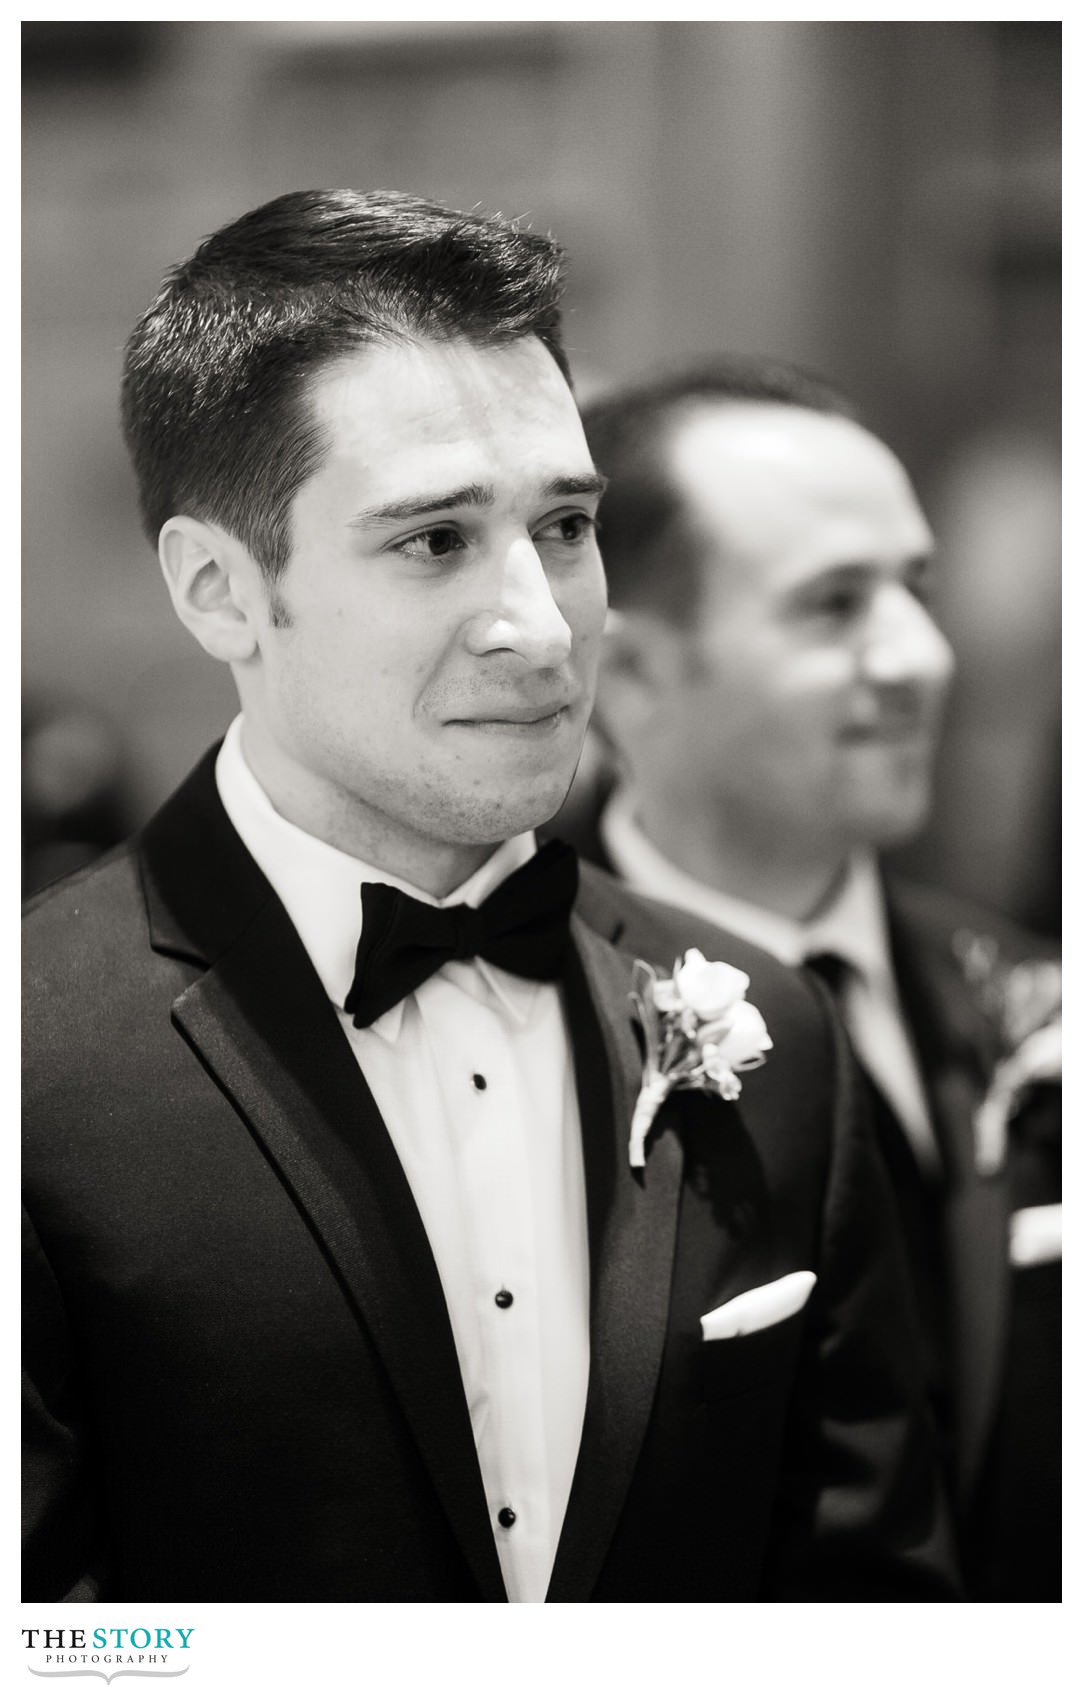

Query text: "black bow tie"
[343, 839, 579, 1029]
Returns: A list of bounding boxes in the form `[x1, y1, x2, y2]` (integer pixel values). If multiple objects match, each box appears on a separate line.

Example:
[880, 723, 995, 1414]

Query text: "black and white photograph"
[19, 12, 1063, 1692]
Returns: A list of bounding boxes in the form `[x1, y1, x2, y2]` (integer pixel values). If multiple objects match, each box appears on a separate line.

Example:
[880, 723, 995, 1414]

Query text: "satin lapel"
[887, 890, 1009, 1503]
[546, 913, 684, 1602]
[142, 760, 505, 1601]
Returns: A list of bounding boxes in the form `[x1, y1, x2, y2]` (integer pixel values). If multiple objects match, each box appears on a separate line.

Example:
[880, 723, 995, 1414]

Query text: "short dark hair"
[582, 354, 860, 622]
[121, 188, 570, 580]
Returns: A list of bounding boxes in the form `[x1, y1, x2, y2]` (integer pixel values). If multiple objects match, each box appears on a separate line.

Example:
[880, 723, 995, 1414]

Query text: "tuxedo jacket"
[884, 880, 1060, 1602]
[23, 750, 957, 1603]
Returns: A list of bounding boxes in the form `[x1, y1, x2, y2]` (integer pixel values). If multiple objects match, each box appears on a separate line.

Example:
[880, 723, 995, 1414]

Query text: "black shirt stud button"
[494, 1289, 514, 1309]
[497, 1506, 516, 1529]
[472, 1073, 487, 1092]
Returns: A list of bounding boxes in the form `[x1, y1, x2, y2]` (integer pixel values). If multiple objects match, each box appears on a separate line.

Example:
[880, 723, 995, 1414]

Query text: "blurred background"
[22, 19, 1060, 928]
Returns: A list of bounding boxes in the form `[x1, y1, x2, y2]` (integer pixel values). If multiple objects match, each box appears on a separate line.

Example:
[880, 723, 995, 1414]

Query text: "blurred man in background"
[569, 357, 1061, 1601]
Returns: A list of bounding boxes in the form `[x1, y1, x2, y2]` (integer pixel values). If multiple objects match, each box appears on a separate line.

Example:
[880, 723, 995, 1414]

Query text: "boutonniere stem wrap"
[628, 949, 772, 1169]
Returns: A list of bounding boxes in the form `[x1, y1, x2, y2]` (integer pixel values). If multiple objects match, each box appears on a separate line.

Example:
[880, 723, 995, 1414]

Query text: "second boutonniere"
[953, 929, 1062, 1176]
[628, 949, 772, 1169]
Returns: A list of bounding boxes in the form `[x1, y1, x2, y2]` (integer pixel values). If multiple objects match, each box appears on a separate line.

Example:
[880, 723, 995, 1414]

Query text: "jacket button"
[472, 1073, 487, 1091]
[497, 1506, 516, 1529]
[494, 1289, 514, 1309]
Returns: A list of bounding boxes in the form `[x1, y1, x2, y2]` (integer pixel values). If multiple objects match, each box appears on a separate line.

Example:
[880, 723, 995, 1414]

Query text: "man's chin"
[852, 791, 933, 850]
[436, 773, 581, 848]
[841, 750, 936, 846]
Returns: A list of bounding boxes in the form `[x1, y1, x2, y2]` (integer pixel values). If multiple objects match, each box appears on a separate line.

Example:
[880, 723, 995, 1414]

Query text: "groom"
[23, 188, 955, 1602]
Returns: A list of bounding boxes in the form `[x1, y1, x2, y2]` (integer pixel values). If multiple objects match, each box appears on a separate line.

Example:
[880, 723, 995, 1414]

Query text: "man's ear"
[595, 606, 687, 747]
[158, 517, 262, 663]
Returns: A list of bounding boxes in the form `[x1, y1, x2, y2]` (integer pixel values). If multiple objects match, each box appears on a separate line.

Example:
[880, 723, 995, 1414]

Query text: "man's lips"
[838, 720, 934, 744]
[445, 701, 574, 726]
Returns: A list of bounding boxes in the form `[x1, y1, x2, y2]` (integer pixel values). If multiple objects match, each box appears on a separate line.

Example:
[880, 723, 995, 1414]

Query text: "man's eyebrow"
[806, 549, 937, 580]
[348, 483, 494, 528]
[348, 471, 608, 530]
[540, 472, 609, 501]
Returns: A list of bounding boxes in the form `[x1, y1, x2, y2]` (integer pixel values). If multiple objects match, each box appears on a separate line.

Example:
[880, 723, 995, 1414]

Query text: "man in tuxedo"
[570, 357, 1061, 1600]
[23, 193, 956, 1604]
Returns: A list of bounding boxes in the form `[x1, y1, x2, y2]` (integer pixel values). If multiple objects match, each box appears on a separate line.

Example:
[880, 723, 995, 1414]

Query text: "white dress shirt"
[601, 785, 939, 1174]
[215, 716, 590, 1602]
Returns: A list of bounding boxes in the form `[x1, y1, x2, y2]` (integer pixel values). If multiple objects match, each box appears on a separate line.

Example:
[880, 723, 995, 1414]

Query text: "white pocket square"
[701, 1270, 817, 1341]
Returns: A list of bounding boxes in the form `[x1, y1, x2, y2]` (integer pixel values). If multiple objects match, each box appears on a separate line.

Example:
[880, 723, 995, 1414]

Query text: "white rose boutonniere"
[627, 949, 772, 1169]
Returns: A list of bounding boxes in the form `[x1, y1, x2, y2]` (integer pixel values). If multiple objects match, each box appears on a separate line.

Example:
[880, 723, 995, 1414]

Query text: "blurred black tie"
[344, 838, 579, 1029]
[802, 950, 851, 1002]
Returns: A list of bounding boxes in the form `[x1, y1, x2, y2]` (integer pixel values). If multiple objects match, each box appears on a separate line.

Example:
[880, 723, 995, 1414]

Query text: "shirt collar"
[214, 715, 540, 1039]
[600, 783, 894, 986]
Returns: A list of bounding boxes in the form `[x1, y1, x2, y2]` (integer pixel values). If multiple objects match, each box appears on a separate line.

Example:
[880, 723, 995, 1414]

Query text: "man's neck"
[238, 722, 496, 899]
[636, 792, 846, 924]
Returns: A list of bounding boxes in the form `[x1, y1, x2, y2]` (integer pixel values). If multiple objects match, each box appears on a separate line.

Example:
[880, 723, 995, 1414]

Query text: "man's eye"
[396, 526, 465, 561]
[798, 585, 865, 623]
[818, 589, 864, 619]
[534, 512, 598, 546]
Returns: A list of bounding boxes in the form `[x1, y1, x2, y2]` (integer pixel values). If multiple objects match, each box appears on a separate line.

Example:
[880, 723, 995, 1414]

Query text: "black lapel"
[886, 883, 1010, 1503]
[139, 751, 506, 1602]
[545, 901, 684, 1602]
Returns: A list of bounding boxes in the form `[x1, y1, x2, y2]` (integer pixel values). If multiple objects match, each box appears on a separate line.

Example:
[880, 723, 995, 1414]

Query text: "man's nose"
[860, 582, 955, 688]
[466, 538, 573, 669]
